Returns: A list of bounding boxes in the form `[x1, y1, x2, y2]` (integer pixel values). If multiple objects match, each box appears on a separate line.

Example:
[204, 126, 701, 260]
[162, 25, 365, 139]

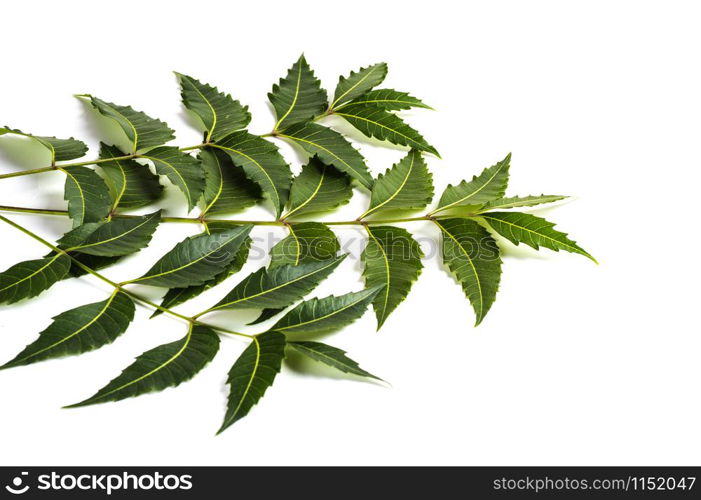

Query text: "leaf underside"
[289, 341, 381, 380]
[0, 127, 88, 162]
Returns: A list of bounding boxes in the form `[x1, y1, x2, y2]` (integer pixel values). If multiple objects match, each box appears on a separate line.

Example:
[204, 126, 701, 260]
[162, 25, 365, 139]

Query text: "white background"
[0, 0, 699, 466]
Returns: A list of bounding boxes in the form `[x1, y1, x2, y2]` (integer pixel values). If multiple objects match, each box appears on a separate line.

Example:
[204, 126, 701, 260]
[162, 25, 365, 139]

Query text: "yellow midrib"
[366, 228, 391, 323]
[481, 215, 583, 254]
[274, 293, 370, 332]
[366, 152, 415, 216]
[0, 254, 64, 293]
[67, 214, 155, 252]
[275, 64, 303, 131]
[332, 65, 380, 108]
[227, 337, 260, 424]
[439, 163, 506, 212]
[212, 144, 280, 210]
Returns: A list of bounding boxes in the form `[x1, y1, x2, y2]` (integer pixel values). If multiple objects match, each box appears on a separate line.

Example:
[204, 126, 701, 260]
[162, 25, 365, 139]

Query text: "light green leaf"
[212, 131, 291, 217]
[138, 147, 205, 212]
[335, 104, 439, 157]
[63, 166, 112, 227]
[130, 225, 253, 288]
[0, 127, 88, 163]
[269, 222, 339, 268]
[176, 73, 251, 142]
[344, 88, 431, 111]
[66, 324, 219, 407]
[0, 254, 71, 304]
[284, 157, 352, 219]
[218, 331, 286, 433]
[200, 148, 261, 216]
[435, 218, 502, 325]
[280, 123, 373, 189]
[288, 341, 381, 380]
[332, 63, 388, 108]
[435, 154, 511, 212]
[481, 212, 596, 262]
[98, 143, 163, 209]
[269, 54, 328, 131]
[1, 291, 134, 369]
[479, 194, 568, 211]
[270, 287, 382, 335]
[362, 226, 424, 329]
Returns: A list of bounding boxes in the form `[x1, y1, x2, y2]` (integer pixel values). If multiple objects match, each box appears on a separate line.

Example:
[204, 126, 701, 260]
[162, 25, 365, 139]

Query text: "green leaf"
[332, 63, 388, 108]
[280, 123, 372, 189]
[130, 225, 253, 288]
[284, 157, 352, 219]
[344, 89, 431, 111]
[362, 226, 424, 329]
[138, 147, 205, 212]
[208, 256, 345, 312]
[435, 218, 502, 325]
[364, 149, 433, 218]
[270, 287, 382, 335]
[479, 194, 568, 211]
[218, 331, 286, 433]
[63, 166, 112, 228]
[79, 95, 175, 152]
[212, 131, 291, 217]
[0, 254, 71, 304]
[98, 143, 163, 209]
[57, 211, 161, 257]
[335, 104, 439, 157]
[176, 73, 251, 142]
[269, 222, 339, 268]
[0, 127, 88, 163]
[269, 54, 328, 131]
[481, 212, 596, 262]
[435, 154, 511, 212]
[200, 148, 261, 216]
[1, 291, 134, 369]
[66, 324, 219, 407]
[247, 308, 285, 325]
[288, 341, 381, 380]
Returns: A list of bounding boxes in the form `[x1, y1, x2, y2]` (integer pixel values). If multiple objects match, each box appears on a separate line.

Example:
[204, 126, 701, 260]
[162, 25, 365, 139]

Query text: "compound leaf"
[0, 254, 71, 304]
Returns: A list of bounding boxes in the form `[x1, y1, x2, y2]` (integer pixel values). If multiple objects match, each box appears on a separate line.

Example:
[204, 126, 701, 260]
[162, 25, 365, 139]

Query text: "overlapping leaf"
[344, 89, 431, 111]
[269, 55, 328, 131]
[200, 148, 261, 216]
[63, 166, 111, 227]
[331, 63, 388, 108]
[0, 254, 71, 304]
[289, 341, 381, 380]
[98, 143, 163, 209]
[479, 194, 567, 211]
[138, 147, 205, 211]
[284, 157, 352, 219]
[0, 127, 88, 163]
[435, 154, 510, 212]
[269, 222, 339, 268]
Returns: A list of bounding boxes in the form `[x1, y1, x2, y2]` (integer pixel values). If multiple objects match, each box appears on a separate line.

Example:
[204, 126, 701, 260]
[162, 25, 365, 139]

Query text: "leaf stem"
[0, 166, 56, 180]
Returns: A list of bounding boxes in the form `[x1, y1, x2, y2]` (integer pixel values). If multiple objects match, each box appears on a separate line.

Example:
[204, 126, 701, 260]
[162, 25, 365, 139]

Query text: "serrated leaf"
[0, 254, 71, 304]
[176, 73, 251, 142]
[212, 131, 291, 217]
[1, 291, 134, 369]
[63, 166, 112, 227]
[332, 63, 388, 108]
[362, 226, 424, 329]
[280, 123, 372, 189]
[57, 211, 161, 257]
[80, 95, 175, 152]
[479, 194, 568, 211]
[284, 157, 352, 219]
[98, 143, 163, 209]
[269, 55, 328, 131]
[218, 331, 285, 433]
[0, 127, 88, 163]
[288, 341, 381, 380]
[335, 104, 439, 157]
[66, 324, 219, 408]
[344, 88, 431, 111]
[481, 212, 596, 262]
[138, 147, 205, 212]
[200, 148, 261, 216]
[435, 154, 511, 212]
[130, 225, 252, 288]
[364, 150, 433, 218]
[435, 218, 502, 325]
[208, 256, 345, 313]
[270, 287, 382, 335]
[269, 222, 339, 268]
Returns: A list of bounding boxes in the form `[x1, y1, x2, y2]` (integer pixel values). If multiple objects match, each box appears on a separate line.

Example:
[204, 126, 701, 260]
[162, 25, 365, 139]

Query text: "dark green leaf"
[284, 157, 352, 219]
[63, 166, 112, 227]
[0, 254, 71, 304]
[269, 55, 328, 131]
[344, 89, 431, 111]
[269, 222, 339, 268]
[66, 253, 122, 278]
[98, 143, 163, 209]
[288, 341, 381, 380]
[479, 194, 568, 211]
[331, 63, 388, 108]
[200, 148, 261, 216]
[0, 127, 88, 162]
[138, 147, 205, 212]
[247, 308, 285, 325]
[435, 154, 510, 212]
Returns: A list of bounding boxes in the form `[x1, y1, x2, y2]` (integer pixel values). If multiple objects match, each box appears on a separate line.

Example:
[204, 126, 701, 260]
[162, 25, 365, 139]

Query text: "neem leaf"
[218, 331, 286, 433]
[130, 225, 252, 288]
[200, 148, 261, 216]
[345, 89, 431, 111]
[66, 324, 219, 408]
[435, 154, 510, 212]
[280, 123, 373, 189]
[479, 194, 568, 211]
[176, 73, 251, 142]
[0, 127, 87, 163]
[269, 222, 339, 268]
[0, 254, 71, 304]
[247, 308, 285, 325]
[138, 147, 205, 212]
[269, 54, 328, 132]
[481, 212, 596, 262]
[284, 157, 352, 219]
[79, 95, 175, 152]
[332, 63, 388, 109]
[335, 104, 439, 157]
[435, 218, 502, 326]
[362, 226, 424, 329]
[1, 291, 134, 369]
[98, 143, 163, 209]
[63, 166, 112, 227]
[269, 287, 382, 335]
[288, 341, 381, 380]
